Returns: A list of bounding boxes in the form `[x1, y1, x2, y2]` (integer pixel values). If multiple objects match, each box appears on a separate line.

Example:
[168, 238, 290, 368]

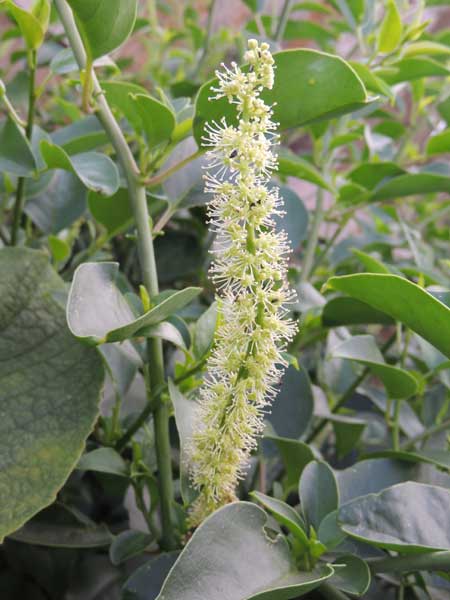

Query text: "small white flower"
[189, 40, 297, 525]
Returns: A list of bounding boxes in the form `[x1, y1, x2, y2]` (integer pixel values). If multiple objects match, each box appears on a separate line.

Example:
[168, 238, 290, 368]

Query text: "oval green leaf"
[0, 247, 104, 542]
[155, 502, 334, 600]
[299, 461, 339, 531]
[40, 140, 120, 196]
[66, 0, 138, 59]
[194, 49, 368, 146]
[0, 117, 36, 177]
[326, 274, 450, 357]
[67, 262, 201, 344]
[338, 482, 450, 553]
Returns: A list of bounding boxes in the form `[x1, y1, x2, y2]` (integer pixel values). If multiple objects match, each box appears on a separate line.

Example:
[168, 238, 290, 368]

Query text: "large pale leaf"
[194, 49, 369, 146]
[67, 262, 201, 344]
[154, 503, 334, 600]
[338, 482, 450, 553]
[327, 274, 450, 357]
[0, 248, 104, 542]
[41, 140, 120, 196]
[66, 0, 138, 59]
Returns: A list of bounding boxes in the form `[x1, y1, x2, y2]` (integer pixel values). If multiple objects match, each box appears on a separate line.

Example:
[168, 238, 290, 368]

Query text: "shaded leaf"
[76, 447, 128, 477]
[0, 117, 36, 176]
[110, 530, 153, 566]
[299, 461, 339, 530]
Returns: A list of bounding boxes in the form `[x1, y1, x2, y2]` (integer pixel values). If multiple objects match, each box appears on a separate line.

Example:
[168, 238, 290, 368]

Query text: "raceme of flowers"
[188, 39, 297, 525]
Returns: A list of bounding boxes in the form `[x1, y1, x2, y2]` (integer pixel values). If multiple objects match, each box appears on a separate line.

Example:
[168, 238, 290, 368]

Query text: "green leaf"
[66, 0, 138, 59]
[299, 461, 339, 530]
[273, 186, 309, 249]
[76, 447, 128, 477]
[168, 380, 198, 504]
[251, 492, 309, 549]
[67, 262, 201, 344]
[322, 297, 395, 327]
[352, 248, 391, 273]
[122, 553, 180, 600]
[403, 41, 450, 58]
[349, 62, 395, 101]
[278, 150, 332, 191]
[154, 503, 334, 600]
[0, 247, 104, 542]
[88, 187, 133, 234]
[338, 482, 450, 553]
[131, 94, 176, 147]
[10, 504, 112, 548]
[332, 334, 418, 399]
[138, 321, 187, 349]
[378, 0, 402, 53]
[269, 365, 314, 440]
[40, 140, 120, 196]
[326, 274, 450, 357]
[110, 530, 153, 565]
[371, 172, 450, 200]
[247, 16, 335, 46]
[193, 302, 217, 359]
[347, 161, 405, 190]
[267, 436, 315, 490]
[364, 449, 450, 471]
[194, 49, 368, 146]
[377, 58, 450, 84]
[48, 235, 70, 263]
[51, 116, 108, 154]
[4, 0, 50, 50]
[427, 129, 450, 156]
[317, 510, 346, 549]
[329, 555, 371, 597]
[0, 117, 36, 176]
[50, 48, 117, 74]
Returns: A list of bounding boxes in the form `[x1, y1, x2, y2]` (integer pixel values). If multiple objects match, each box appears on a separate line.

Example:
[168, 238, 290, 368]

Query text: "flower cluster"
[189, 40, 297, 525]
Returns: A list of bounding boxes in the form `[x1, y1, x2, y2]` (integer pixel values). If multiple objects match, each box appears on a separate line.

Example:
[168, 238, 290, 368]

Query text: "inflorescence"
[189, 39, 297, 525]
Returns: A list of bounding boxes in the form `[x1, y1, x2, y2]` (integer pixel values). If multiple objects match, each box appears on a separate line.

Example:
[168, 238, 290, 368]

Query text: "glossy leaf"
[378, 0, 402, 53]
[332, 334, 418, 399]
[378, 58, 450, 84]
[322, 297, 395, 327]
[110, 530, 153, 566]
[348, 161, 405, 190]
[40, 140, 120, 196]
[371, 172, 450, 200]
[251, 492, 309, 548]
[77, 447, 128, 477]
[0, 248, 104, 542]
[327, 274, 450, 357]
[67, 262, 202, 344]
[338, 482, 450, 553]
[427, 129, 450, 156]
[194, 49, 368, 146]
[88, 187, 133, 234]
[154, 503, 334, 600]
[0, 117, 36, 176]
[4, 0, 50, 50]
[10, 504, 112, 548]
[169, 380, 198, 504]
[329, 555, 371, 597]
[267, 436, 315, 490]
[66, 0, 138, 59]
[131, 94, 176, 147]
[299, 461, 339, 530]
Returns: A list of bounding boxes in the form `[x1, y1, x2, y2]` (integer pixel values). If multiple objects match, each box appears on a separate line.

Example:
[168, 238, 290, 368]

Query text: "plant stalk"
[369, 550, 450, 573]
[10, 49, 36, 246]
[274, 0, 293, 42]
[54, 0, 176, 550]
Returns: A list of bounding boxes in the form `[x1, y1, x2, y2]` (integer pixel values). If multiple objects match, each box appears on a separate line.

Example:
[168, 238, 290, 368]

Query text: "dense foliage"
[0, 0, 450, 598]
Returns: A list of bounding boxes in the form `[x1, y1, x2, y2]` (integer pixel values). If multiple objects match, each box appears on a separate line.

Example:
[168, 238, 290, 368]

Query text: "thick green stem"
[11, 50, 36, 246]
[392, 398, 401, 450]
[370, 550, 450, 573]
[299, 188, 325, 285]
[54, 0, 176, 550]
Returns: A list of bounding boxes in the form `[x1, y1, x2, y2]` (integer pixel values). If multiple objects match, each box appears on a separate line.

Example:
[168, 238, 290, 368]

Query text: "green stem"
[54, 0, 176, 551]
[10, 50, 36, 246]
[144, 150, 202, 187]
[369, 550, 450, 573]
[392, 398, 401, 450]
[274, 0, 293, 42]
[192, 0, 217, 77]
[299, 188, 325, 285]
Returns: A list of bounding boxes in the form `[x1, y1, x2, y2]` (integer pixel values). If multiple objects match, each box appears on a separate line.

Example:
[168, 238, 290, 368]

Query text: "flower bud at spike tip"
[188, 40, 298, 525]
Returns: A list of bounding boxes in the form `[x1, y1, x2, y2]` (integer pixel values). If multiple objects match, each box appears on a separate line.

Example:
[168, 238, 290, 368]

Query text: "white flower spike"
[189, 40, 297, 525]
